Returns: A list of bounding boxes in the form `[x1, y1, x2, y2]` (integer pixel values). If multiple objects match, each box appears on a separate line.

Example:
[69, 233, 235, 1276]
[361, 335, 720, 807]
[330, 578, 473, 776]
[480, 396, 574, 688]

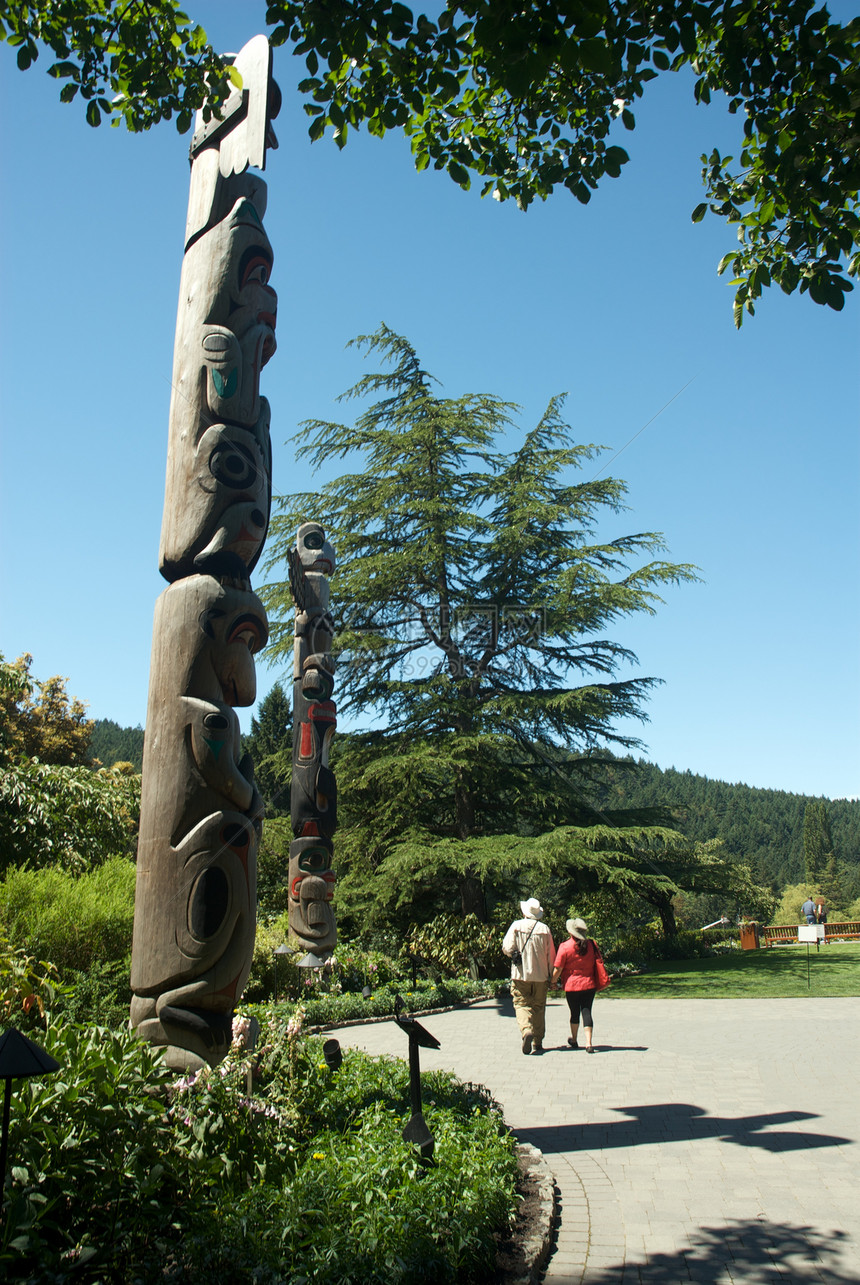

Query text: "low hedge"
[254, 977, 509, 1029]
[608, 926, 739, 966]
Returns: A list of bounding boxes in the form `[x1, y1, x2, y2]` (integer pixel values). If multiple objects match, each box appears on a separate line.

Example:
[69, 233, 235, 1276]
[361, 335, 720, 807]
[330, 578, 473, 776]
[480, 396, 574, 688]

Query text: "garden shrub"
[0, 931, 59, 1030]
[258, 1104, 516, 1283]
[0, 760, 140, 876]
[217, 1008, 518, 1282]
[254, 977, 507, 1028]
[332, 940, 406, 990]
[244, 913, 292, 1002]
[2, 1008, 518, 1284]
[245, 929, 412, 1005]
[54, 957, 132, 1029]
[0, 855, 135, 971]
[2, 1022, 191, 1281]
[405, 914, 507, 980]
[609, 925, 722, 963]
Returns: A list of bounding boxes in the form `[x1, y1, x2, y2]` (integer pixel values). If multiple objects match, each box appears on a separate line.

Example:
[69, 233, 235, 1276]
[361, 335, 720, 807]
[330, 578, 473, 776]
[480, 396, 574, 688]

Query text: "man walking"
[801, 895, 817, 925]
[503, 898, 556, 1054]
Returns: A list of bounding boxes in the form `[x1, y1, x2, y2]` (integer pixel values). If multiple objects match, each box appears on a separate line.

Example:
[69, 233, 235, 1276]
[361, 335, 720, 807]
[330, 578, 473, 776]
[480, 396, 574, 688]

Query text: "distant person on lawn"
[503, 898, 556, 1055]
[551, 918, 608, 1054]
[801, 896, 817, 925]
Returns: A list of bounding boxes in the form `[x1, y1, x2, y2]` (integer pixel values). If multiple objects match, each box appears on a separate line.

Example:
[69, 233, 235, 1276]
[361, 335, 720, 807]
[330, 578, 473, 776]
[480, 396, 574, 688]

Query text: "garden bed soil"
[494, 1142, 556, 1283]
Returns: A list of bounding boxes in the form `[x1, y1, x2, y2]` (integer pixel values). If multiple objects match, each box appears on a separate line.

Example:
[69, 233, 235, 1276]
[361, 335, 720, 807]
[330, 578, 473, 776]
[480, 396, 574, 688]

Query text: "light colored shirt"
[502, 917, 556, 982]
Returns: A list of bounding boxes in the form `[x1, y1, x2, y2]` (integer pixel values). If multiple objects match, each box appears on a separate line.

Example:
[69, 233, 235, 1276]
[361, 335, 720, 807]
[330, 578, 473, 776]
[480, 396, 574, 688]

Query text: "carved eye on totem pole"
[297, 521, 335, 576]
[160, 404, 272, 581]
[289, 835, 336, 943]
[200, 198, 277, 425]
[198, 594, 269, 708]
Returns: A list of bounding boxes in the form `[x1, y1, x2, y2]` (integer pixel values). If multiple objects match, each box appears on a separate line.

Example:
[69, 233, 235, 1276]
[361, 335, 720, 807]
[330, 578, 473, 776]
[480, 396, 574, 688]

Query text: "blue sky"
[1, 2, 858, 799]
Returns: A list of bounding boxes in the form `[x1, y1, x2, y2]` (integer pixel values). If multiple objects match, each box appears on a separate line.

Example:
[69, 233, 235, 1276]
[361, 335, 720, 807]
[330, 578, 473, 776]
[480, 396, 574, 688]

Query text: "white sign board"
[798, 924, 825, 942]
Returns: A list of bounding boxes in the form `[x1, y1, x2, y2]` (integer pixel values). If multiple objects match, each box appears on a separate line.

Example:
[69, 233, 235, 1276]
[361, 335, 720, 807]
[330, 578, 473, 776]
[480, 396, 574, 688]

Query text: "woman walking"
[551, 917, 607, 1054]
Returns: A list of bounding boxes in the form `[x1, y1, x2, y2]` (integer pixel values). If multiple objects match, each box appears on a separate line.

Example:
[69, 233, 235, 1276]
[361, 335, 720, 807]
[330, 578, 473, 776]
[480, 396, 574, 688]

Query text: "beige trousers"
[511, 980, 549, 1043]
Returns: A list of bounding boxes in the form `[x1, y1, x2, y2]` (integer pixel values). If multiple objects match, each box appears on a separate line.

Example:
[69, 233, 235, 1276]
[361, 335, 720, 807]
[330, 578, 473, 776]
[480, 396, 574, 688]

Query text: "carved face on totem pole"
[297, 521, 335, 577]
[290, 522, 338, 953]
[159, 191, 277, 582]
[130, 575, 268, 1069]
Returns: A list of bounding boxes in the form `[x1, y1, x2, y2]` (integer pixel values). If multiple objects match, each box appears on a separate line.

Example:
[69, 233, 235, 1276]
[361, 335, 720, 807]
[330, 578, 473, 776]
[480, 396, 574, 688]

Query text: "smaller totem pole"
[287, 524, 337, 955]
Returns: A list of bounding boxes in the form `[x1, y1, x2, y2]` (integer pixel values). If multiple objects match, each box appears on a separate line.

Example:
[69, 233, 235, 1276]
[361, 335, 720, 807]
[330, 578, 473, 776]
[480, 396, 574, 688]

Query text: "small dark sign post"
[0, 1028, 61, 1211]
[393, 994, 440, 1162]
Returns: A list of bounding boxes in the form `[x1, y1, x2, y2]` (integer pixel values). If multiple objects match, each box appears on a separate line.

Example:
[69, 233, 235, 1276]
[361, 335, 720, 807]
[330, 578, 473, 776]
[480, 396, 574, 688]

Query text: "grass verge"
[603, 941, 860, 999]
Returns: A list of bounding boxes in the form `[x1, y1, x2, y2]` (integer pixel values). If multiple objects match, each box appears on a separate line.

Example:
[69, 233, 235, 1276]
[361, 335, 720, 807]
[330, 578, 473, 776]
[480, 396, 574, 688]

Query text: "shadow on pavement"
[516, 1103, 851, 1154]
[488, 992, 516, 1018]
[563, 1218, 854, 1284]
[531, 1044, 649, 1056]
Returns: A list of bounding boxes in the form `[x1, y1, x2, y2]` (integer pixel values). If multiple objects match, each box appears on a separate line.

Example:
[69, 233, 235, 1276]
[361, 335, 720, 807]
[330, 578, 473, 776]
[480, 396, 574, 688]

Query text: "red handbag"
[593, 945, 611, 991]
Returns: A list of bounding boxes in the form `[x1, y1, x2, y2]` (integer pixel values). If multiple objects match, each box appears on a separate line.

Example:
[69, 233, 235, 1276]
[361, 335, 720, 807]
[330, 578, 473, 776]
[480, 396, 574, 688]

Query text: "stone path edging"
[510, 1141, 558, 1285]
[309, 991, 501, 1033]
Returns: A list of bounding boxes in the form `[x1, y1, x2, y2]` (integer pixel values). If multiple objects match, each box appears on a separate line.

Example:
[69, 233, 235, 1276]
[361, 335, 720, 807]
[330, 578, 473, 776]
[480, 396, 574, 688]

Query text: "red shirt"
[554, 938, 599, 992]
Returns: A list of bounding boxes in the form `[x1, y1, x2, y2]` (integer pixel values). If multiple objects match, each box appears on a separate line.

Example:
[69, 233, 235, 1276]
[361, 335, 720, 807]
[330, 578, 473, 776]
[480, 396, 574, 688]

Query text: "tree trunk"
[459, 871, 487, 921]
[454, 774, 487, 921]
[654, 892, 679, 939]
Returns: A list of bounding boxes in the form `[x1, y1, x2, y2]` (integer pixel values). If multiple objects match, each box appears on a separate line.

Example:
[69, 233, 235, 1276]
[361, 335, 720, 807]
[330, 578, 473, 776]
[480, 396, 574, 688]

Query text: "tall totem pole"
[288, 525, 338, 956]
[131, 37, 280, 1071]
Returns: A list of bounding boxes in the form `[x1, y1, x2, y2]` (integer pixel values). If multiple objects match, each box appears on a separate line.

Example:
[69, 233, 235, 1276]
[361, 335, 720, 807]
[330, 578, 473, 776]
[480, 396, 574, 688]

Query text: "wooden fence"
[760, 921, 860, 947]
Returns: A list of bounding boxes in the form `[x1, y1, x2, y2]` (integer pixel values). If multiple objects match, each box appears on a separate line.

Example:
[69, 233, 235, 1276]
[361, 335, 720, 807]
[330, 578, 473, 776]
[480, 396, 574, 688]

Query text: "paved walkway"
[333, 994, 860, 1283]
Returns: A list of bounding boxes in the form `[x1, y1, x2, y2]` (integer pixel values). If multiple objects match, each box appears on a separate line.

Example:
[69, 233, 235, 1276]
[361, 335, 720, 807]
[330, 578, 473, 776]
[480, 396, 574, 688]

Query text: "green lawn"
[602, 941, 860, 999]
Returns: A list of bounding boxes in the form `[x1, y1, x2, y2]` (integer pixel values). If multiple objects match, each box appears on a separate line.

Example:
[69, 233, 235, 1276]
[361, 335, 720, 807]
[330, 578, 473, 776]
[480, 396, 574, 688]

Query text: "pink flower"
[231, 1014, 252, 1050]
[172, 1070, 201, 1092]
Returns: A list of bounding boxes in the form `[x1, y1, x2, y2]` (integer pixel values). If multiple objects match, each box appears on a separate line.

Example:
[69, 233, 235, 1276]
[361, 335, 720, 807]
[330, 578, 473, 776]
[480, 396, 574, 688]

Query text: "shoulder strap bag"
[593, 942, 611, 991]
[511, 919, 538, 966]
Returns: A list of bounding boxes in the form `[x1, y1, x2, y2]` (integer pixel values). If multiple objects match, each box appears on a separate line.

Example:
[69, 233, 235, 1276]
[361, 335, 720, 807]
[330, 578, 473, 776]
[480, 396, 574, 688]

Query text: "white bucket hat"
[566, 917, 589, 940]
[520, 898, 544, 920]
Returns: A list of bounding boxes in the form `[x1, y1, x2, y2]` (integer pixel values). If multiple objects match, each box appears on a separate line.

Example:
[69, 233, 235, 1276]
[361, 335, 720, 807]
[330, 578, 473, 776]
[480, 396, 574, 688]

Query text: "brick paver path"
[333, 993, 860, 1283]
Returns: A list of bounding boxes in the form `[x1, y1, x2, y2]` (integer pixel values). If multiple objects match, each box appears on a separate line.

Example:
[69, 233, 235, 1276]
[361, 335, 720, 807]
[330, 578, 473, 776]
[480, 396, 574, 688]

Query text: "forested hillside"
[89, 720, 145, 772]
[87, 714, 859, 901]
[586, 756, 860, 897]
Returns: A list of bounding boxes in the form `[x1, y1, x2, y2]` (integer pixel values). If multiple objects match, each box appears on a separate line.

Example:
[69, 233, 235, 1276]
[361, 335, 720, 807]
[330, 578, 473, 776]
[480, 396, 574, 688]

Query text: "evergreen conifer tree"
[244, 683, 292, 816]
[803, 800, 835, 882]
[818, 853, 845, 916]
[263, 328, 699, 923]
